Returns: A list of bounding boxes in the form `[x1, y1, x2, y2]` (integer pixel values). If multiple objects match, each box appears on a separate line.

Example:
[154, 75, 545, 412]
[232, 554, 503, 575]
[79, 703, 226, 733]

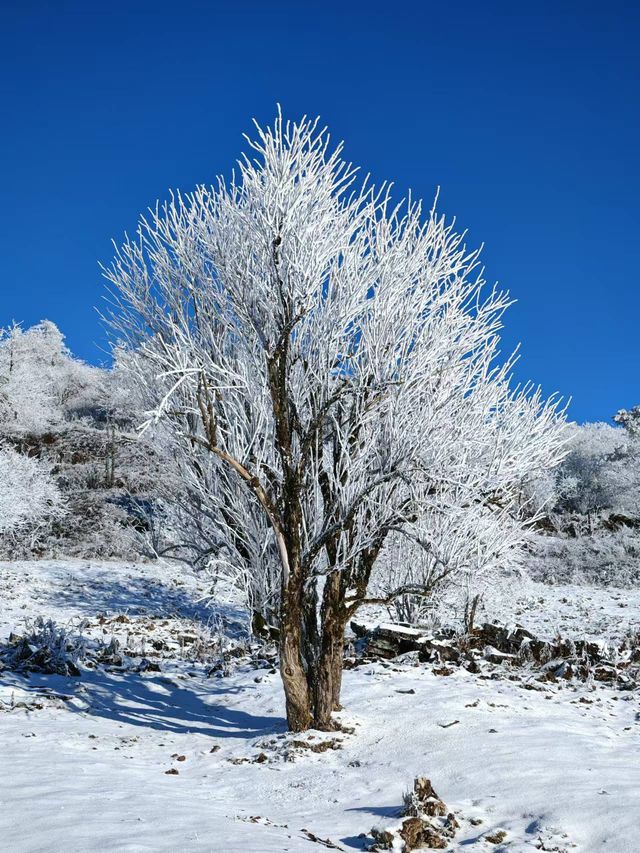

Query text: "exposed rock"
[135, 658, 161, 673]
[368, 827, 395, 850]
[485, 829, 507, 844]
[471, 623, 536, 655]
[368, 777, 456, 850]
[399, 817, 448, 849]
[366, 624, 428, 659]
[483, 646, 515, 665]
[603, 512, 640, 531]
[593, 664, 618, 682]
[351, 618, 639, 691]
[350, 621, 371, 640]
[290, 738, 342, 753]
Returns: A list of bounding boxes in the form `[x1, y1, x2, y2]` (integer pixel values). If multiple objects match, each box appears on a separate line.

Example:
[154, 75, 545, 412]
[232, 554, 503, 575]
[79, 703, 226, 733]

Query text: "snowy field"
[1, 559, 639, 853]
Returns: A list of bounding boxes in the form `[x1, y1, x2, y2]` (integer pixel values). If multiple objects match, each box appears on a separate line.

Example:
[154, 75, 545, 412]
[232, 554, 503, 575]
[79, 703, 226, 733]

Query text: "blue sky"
[1, 1, 638, 423]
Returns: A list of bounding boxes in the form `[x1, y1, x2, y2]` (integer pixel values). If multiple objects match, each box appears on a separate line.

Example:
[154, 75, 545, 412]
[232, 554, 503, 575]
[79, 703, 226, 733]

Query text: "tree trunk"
[312, 622, 346, 729]
[301, 579, 320, 685]
[311, 571, 346, 730]
[330, 639, 344, 712]
[279, 639, 312, 732]
[279, 573, 313, 732]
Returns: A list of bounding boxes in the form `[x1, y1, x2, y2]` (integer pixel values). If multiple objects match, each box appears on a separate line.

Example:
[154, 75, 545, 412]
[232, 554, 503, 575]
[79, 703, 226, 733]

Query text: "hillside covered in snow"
[1, 558, 639, 852]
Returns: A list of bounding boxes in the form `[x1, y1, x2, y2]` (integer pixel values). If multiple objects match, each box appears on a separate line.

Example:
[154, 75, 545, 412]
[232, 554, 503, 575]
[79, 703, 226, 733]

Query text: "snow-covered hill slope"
[1, 559, 638, 852]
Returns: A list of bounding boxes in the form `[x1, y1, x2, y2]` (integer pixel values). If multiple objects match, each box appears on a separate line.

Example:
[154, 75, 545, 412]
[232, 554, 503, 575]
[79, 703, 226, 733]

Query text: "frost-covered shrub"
[0, 617, 88, 676]
[0, 320, 104, 433]
[527, 530, 640, 587]
[0, 445, 63, 543]
[522, 412, 640, 588]
[370, 500, 530, 628]
[553, 422, 636, 521]
[0, 321, 164, 560]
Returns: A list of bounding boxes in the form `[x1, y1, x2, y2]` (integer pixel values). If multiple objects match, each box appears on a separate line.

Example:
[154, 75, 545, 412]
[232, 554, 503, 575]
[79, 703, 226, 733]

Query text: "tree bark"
[311, 571, 347, 730]
[312, 624, 346, 729]
[330, 638, 344, 712]
[279, 581, 313, 732]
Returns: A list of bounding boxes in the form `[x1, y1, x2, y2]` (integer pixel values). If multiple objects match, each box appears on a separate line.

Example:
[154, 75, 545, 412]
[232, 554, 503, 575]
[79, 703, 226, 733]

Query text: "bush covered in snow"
[0, 617, 88, 676]
[521, 410, 640, 588]
[527, 530, 640, 587]
[0, 321, 159, 559]
[0, 445, 63, 544]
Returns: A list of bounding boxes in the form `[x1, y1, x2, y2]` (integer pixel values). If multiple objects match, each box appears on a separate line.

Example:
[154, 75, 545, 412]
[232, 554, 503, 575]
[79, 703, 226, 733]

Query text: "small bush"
[0, 617, 88, 676]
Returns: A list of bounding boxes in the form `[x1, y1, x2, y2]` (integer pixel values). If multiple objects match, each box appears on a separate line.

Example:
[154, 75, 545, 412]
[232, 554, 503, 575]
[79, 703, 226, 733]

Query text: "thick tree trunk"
[279, 596, 313, 732]
[277, 571, 348, 732]
[311, 571, 347, 730]
[280, 643, 312, 732]
[278, 543, 313, 731]
[312, 622, 346, 729]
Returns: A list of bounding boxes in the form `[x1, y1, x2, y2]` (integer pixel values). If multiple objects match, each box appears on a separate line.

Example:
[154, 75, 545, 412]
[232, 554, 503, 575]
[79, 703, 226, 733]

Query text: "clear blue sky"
[1, 1, 638, 423]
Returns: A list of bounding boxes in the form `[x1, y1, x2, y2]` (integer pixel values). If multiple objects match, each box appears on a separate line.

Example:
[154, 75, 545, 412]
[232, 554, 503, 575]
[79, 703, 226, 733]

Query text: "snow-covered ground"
[1, 559, 638, 852]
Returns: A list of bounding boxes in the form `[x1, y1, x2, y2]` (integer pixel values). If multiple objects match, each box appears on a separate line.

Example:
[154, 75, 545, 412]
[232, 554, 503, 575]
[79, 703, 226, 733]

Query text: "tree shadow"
[346, 805, 401, 818]
[4, 668, 285, 739]
[85, 669, 286, 738]
[341, 836, 371, 850]
[340, 804, 401, 849]
[41, 570, 227, 624]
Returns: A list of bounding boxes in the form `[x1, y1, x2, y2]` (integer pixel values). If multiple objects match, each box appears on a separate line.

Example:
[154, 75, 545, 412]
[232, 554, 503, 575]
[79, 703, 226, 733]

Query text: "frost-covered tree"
[552, 420, 640, 525]
[105, 112, 566, 731]
[614, 406, 640, 437]
[0, 321, 103, 432]
[0, 446, 63, 540]
[0, 321, 160, 560]
[170, 446, 282, 629]
[524, 409, 640, 587]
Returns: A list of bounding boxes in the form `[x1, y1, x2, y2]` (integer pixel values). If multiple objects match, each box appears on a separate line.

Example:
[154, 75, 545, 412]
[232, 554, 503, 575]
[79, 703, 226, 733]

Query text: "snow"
[489, 573, 640, 645]
[1, 559, 639, 852]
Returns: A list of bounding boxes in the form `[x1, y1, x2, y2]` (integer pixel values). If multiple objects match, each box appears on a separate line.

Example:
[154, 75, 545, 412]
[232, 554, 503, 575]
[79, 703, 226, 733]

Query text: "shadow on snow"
[32, 563, 245, 631]
[85, 670, 284, 738]
[5, 668, 285, 739]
